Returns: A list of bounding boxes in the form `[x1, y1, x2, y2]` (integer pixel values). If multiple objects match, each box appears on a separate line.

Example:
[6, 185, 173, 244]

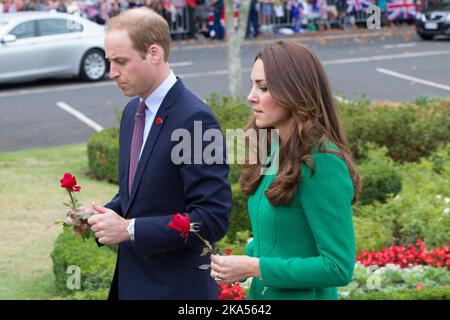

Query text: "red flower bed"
[218, 283, 246, 300]
[356, 240, 450, 268]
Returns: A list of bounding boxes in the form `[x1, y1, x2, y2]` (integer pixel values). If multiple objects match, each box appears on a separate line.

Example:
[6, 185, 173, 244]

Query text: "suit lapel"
[124, 79, 186, 216]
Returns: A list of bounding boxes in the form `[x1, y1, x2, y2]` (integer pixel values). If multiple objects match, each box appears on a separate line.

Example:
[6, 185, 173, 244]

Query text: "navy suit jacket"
[104, 79, 232, 300]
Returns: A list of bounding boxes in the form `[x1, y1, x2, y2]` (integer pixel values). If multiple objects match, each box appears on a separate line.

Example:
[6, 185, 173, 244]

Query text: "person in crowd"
[210, 0, 224, 39]
[66, 0, 81, 15]
[195, 0, 211, 36]
[245, 0, 260, 39]
[55, 0, 66, 12]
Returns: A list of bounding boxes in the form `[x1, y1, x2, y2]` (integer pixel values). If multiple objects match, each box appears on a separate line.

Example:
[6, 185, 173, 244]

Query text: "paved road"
[0, 26, 449, 152]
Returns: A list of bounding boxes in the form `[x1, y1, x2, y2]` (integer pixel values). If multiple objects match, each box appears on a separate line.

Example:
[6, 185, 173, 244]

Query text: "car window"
[66, 19, 84, 32]
[9, 21, 35, 39]
[37, 18, 83, 36]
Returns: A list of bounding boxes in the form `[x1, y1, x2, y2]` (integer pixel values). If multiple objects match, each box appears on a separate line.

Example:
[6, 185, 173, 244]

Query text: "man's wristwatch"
[127, 218, 135, 241]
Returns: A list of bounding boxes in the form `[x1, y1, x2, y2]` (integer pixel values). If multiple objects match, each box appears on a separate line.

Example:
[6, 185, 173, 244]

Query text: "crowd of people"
[0, 0, 417, 40]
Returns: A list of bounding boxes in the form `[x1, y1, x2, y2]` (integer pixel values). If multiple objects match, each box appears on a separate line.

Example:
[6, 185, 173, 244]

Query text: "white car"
[0, 12, 108, 84]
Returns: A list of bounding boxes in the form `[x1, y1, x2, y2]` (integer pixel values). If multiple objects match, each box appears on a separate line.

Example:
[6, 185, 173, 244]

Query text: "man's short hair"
[106, 7, 171, 62]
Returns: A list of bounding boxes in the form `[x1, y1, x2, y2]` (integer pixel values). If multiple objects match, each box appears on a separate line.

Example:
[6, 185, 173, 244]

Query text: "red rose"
[223, 248, 232, 255]
[156, 117, 163, 125]
[168, 213, 191, 238]
[60, 172, 81, 192]
[416, 283, 423, 291]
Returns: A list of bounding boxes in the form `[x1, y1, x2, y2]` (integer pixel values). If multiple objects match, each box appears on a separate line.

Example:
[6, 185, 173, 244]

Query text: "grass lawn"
[0, 143, 118, 299]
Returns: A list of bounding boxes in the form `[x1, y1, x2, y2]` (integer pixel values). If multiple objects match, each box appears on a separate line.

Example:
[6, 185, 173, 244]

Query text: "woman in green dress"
[210, 39, 362, 300]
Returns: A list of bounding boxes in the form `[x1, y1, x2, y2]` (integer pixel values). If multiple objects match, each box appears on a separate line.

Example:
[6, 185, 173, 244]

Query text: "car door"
[0, 20, 41, 82]
[35, 18, 84, 76]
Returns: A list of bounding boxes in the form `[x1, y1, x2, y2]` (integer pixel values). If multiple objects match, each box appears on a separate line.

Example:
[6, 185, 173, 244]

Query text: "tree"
[224, 0, 249, 98]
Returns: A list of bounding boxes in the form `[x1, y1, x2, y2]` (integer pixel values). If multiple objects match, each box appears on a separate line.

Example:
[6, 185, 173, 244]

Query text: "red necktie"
[128, 101, 147, 195]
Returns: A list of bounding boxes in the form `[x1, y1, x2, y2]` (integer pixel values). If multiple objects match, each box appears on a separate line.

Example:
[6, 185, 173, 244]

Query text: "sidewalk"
[171, 25, 417, 51]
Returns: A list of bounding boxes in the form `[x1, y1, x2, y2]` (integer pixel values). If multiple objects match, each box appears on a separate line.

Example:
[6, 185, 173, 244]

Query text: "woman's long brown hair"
[240, 40, 362, 205]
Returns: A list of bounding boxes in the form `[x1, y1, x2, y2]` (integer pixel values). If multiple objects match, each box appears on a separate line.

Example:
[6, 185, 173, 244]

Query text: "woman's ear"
[148, 44, 164, 64]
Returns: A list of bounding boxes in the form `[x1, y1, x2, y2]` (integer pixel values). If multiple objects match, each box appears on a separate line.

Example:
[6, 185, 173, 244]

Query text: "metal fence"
[258, 1, 372, 35]
[168, 6, 192, 36]
[166, 1, 375, 38]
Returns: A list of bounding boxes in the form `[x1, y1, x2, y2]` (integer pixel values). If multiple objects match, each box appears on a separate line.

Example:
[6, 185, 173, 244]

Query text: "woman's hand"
[210, 254, 260, 284]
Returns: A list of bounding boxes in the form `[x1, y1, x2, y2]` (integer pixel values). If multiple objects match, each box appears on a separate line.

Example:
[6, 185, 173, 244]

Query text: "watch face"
[127, 220, 135, 240]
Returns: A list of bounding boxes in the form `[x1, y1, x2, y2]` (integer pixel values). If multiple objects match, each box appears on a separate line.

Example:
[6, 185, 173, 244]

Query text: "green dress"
[246, 145, 356, 300]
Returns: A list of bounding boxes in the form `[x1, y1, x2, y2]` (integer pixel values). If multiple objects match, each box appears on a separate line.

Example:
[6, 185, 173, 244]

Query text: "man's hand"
[65, 206, 94, 237]
[88, 202, 131, 245]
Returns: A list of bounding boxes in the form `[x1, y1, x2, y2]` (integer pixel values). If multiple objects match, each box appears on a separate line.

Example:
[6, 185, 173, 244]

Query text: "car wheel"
[418, 32, 434, 41]
[79, 49, 107, 81]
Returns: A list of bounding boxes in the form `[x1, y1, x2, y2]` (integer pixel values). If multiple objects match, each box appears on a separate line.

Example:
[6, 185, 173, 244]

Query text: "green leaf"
[73, 215, 89, 222]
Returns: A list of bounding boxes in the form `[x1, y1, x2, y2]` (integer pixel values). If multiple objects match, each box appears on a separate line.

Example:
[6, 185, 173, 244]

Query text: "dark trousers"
[245, 9, 259, 38]
[213, 7, 225, 39]
[187, 6, 197, 37]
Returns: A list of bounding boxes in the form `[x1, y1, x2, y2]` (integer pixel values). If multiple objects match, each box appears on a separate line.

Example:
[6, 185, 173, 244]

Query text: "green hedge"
[227, 183, 251, 241]
[339, 99, 450, 163]
[358, 146, 402, 205]
[51, 230, 115, 295]
[52, 289, 109, 300]
[207, 94, 252, 186]
[353, 216, 393, 254]
[207, 94, 252, 133]
[87, 127, 119, 183]
[217, 230, 251, 256]
[353, 150, 450, 248]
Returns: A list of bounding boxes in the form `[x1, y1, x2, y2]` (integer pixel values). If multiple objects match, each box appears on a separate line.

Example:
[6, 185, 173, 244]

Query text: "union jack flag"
[346, 0, 374, 14]
[387, 0, 417, 21]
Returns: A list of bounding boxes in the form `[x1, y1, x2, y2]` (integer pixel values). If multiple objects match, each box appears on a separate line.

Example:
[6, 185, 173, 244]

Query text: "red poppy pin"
[155, 117, 163, 125]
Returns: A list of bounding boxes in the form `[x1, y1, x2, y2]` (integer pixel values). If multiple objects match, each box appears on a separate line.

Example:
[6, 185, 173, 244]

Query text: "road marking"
[376, 68, 450, 92]
[322, 50, 450, 65]
[56, 101, 104, 132]
[0, 62, 191, 99]
[0, 81, 114, 98]
[170, 61, 193, 67]
[382, 43, 416, 49]
[1, 50, 449, 98]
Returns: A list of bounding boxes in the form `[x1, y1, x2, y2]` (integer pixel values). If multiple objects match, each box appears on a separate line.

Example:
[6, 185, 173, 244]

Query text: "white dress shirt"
[139, 70, 177, 158]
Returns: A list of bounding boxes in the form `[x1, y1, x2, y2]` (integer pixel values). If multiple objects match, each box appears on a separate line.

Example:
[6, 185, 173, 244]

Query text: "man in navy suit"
[85, 7, 231, 300]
